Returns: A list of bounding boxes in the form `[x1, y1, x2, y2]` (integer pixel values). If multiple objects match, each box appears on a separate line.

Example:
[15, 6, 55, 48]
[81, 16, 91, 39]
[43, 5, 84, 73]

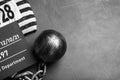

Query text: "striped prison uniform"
[14, 0, 37, 35]
[0, 0, 37, 35]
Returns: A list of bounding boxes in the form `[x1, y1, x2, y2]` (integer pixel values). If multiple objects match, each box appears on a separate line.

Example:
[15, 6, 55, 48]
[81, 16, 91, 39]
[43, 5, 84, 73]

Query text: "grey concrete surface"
[27, 0, 120, 80]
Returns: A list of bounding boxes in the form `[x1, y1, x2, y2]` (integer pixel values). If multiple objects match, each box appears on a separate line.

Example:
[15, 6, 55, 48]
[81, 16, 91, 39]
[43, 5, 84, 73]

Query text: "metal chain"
[11, 63, 46, 80]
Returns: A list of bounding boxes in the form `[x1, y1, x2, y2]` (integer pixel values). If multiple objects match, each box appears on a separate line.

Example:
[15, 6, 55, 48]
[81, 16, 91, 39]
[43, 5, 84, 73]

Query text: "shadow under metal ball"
[34, 29, 67, 63]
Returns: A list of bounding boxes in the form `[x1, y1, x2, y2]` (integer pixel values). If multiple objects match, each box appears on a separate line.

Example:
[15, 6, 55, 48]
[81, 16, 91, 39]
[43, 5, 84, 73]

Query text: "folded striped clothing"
[14, 0, 37, 35]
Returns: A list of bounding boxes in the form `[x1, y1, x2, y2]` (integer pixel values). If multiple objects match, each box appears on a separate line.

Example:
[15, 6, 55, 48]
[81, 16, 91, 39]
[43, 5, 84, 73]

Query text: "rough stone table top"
[26, 0, 120, 80]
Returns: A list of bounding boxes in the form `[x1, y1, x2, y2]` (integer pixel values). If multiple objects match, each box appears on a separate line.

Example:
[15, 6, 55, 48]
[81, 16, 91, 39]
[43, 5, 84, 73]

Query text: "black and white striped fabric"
[14, 0, 37, 35]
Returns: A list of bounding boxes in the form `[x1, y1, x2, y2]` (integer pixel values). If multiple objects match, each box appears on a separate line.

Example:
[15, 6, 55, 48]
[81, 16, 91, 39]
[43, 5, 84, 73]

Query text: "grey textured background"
[26, 0, 120, 80]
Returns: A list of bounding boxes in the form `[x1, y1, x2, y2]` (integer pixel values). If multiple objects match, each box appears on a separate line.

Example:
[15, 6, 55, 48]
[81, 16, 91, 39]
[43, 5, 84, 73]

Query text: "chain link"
[11, 63, 46, 80]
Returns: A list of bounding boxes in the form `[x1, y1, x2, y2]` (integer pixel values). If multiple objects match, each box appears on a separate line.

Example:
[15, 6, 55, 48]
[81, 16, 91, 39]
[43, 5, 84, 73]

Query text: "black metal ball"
[34, 29, 67, 63]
